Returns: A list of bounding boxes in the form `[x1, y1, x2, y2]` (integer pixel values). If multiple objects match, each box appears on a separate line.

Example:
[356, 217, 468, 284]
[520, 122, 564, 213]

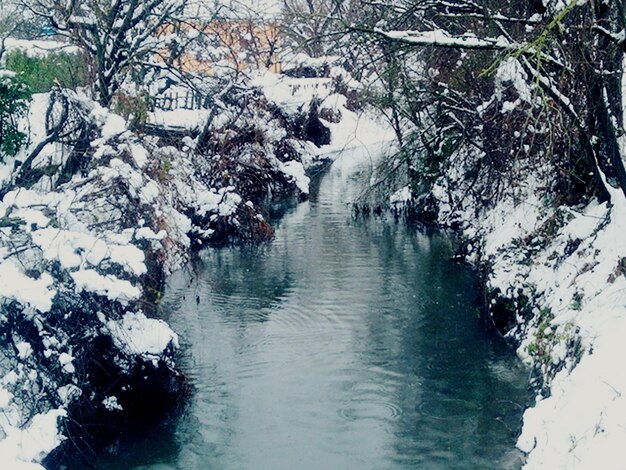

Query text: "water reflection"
[99, 149, 530, 469]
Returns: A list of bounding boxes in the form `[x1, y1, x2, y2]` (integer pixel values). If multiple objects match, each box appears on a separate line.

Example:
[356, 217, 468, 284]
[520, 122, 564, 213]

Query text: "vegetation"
[0, 72, 30, 159]
[5, 49, 89, 92]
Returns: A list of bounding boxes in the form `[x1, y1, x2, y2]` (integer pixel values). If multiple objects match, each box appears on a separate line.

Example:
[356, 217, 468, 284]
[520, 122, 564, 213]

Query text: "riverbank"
[425, 148, 626, 468]
[5, 57, 620, 470]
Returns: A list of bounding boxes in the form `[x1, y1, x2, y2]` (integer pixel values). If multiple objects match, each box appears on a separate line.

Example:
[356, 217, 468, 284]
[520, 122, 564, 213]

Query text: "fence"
[152, 78, 334, 111]
[151, 90, 209, 111]
[287, 78, 333, 97]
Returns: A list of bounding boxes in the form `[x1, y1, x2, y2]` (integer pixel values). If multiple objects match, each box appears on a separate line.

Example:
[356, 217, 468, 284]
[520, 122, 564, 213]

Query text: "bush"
[5, 49, 89, 93]
[113, 92, 152, 131]
[0, 72, 31, 159]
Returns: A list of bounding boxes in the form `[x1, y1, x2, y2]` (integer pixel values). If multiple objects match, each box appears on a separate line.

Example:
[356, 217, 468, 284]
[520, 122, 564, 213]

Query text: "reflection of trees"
[196, 245, 298, 324]
[354, 223, 530, 465]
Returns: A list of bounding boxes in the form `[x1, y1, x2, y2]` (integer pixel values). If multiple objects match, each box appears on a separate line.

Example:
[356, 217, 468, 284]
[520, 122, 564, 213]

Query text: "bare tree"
[21, 0, 193, 105]
[280, 0, 358, 57]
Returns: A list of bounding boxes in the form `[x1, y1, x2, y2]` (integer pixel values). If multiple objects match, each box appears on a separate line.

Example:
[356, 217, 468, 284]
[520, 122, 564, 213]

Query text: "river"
[100, 148, 530, 469]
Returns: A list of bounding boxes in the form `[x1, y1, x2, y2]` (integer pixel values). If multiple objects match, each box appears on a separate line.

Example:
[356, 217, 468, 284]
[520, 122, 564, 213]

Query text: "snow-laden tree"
[21, 0, 195, 105]
[330, 0, 626, 206]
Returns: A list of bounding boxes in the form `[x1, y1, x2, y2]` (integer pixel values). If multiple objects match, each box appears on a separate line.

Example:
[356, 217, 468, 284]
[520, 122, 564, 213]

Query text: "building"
[159, 20, 282, 77]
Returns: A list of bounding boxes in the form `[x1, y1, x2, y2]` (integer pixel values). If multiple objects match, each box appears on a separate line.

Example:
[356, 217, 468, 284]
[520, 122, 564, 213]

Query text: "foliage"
[0, 73, 31, 159]
[5, 49, 90, 93]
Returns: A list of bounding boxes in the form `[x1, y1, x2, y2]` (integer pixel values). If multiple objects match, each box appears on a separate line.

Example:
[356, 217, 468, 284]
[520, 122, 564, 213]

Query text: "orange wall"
[158, 21, 282, 76]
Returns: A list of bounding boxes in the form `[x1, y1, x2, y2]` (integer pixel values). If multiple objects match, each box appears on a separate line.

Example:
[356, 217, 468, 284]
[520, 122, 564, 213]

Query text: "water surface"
[105, 150, 530, 469]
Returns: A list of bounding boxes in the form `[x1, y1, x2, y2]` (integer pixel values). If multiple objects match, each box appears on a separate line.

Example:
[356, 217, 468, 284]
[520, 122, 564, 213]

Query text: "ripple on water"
[339, 399, 401, 422]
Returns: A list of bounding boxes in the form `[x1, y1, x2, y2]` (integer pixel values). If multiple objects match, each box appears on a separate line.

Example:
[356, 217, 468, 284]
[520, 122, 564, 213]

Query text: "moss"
[0, 217, 25, 228]
[526, 307, 561, 369]
[570, 291, 583, 311]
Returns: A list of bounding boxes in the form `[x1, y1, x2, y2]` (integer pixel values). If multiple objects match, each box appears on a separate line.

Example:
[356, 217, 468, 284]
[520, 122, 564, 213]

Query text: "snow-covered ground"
[506, 187, 626, 470]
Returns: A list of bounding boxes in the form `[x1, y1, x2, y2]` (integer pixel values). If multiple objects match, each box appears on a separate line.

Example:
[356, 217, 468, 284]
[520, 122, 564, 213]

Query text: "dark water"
[104, 151, 530, 469]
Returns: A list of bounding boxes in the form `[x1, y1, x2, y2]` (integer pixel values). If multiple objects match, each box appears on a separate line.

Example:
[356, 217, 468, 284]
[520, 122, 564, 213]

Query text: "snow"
[11, 209, 50, 230]
[129, 143, 149, 168]
[3, 38, 79, 58]
[375, 28, 512, 50]
[0, 388, 12, 408]
[15, 342, 32, 360]
[135, 227, 167, 241]
[518, 315, 626, 469]
[0, 409, 66, 469]
[108, 244, 147, 276]
[0, 262, 56, 313]
[58, 353, 75, 374]
[32, 228, 146, 275]
[496, 57, 534, 104]
[390, 186, 412, 205]
[511, 187, 626, 469]
[71, 269, 141, 303]
[93, 106, 127, 140]
[32, 228, 104, 268]
[102, 396, 123, 411]
[562, 202, 605, 240]
[105, 311, 179, 357]
[57, 385, 81, 406]
[140, 180, 160, 204]
[217, 190, 242, 217]
[280, 161, 310, 194]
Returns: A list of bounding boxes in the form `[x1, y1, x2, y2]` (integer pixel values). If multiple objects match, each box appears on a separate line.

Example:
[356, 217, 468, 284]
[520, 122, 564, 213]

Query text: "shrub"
[112, 92, 152, 131]
[5, 49, 89, 93]
[0, 72, 31, 159]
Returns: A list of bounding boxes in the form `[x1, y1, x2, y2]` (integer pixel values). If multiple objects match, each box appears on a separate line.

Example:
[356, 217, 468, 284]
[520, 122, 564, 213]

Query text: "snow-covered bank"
[426, 147, 626, 468]
[506, 186, 626, 470]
